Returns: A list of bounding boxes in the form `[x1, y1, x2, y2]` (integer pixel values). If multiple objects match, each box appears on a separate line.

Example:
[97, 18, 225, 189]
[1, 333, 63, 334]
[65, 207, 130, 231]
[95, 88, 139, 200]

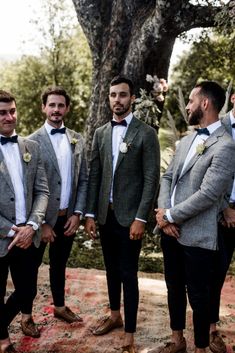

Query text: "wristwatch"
[163, 213, 169, 222]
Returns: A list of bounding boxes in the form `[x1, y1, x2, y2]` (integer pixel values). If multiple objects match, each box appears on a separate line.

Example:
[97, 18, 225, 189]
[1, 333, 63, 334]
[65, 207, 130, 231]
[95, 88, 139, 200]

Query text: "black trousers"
[0, 244, 38, 340]
[161, 233, 215, 348]
[99, 209, 142, 333]
[37, 216, 75, 307]
[209, 224, 235, 324]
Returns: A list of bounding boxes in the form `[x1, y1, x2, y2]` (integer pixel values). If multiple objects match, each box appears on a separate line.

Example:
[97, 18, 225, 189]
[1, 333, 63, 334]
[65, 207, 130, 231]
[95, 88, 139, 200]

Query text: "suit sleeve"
[135, 128, 160, 220]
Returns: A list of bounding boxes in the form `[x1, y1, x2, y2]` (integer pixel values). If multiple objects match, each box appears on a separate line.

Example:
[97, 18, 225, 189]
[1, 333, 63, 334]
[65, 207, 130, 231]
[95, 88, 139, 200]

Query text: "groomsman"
[0, 90, 49, 353]
[209, 90, 235, 353]
[85, 76, 160, 353]
[23, 86, 88, 337]
[156, 81, 235, 353]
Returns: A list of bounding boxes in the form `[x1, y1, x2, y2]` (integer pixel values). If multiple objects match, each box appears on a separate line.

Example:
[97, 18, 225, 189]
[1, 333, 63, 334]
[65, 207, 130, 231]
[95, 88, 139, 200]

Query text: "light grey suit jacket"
[0, 137, 49, 257]
[86, 116, 160, 227]
[158, 125, 235, 250]
[28, 126, 88, 227]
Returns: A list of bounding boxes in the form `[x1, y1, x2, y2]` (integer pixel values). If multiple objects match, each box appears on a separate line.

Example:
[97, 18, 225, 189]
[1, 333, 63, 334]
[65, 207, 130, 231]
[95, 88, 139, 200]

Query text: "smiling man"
[85, 75, 160, 353]
[22, 86, 88, 337]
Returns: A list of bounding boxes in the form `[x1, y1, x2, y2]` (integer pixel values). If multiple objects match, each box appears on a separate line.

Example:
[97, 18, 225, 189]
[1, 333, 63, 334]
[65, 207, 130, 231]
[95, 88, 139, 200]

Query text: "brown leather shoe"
[0, 344, 18, 353]
[209, 331, 226, 353]
[21, 317, 40, 338]
[122, 344, 136, 353]
[92, 315, 123, 335]
[54, 306, 83, 324]
[158, 338, 186, 353]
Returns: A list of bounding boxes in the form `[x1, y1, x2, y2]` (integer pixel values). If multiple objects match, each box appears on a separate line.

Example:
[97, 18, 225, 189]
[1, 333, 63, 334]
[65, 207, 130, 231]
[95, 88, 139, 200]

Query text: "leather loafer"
[209, 331, 226, 353]
[54, 306, 83, 324]
[0, 344, 18, 353]
[92, 315, 123, 335]
[158, 338, 186, 353]
[122, 344, 136, 353]
[21, 317, 40, 338]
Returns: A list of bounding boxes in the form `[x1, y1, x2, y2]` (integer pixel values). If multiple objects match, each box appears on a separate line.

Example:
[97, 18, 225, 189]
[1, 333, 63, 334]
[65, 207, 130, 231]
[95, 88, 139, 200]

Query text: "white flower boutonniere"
[119, 142, 131, 154]
[71, 138, 78, 145]
[196, 143, 206, 155]
[23, 152, 32, 163]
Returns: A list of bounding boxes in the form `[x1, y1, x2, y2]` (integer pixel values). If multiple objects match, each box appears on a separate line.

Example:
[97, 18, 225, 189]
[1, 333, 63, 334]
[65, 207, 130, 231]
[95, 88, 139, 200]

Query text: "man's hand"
[41, 223, 56, 243]
[222, 207, 235, 228]
[64, 214, 80, 236]
[85, 217, 97, 240]
[162, 223, 180, 239]
[155, 208, 169, 228]
[130, 220, 145, 240]
[8, 225, 35, 250]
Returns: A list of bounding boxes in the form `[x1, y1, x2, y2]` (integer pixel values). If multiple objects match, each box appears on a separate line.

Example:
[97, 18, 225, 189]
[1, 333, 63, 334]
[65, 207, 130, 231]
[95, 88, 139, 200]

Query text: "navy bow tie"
[195, 127, 210, 136]
[111, 119, 127, 127]
[1, 135, 18, 145]
[50, 127, 66, 135]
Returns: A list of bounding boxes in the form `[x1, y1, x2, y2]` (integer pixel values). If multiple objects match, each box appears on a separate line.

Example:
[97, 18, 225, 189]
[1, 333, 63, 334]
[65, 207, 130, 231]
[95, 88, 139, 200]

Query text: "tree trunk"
[72, 0, 231, 156]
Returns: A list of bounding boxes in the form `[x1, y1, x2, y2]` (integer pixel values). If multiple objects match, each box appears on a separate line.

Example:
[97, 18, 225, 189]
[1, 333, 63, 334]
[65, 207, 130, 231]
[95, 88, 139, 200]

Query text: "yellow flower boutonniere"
[23, 152, 32, 163]
[196, 143, 206, 155]
[71, 138, 78, 145]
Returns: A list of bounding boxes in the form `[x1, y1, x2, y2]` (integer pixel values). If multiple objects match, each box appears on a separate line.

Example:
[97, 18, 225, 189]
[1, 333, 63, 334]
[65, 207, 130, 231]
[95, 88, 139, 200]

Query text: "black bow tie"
[231, 123, 235, 128]
[195, 127, 210, 136]
[111, 120, 127, 127]
[1, 135, 18, 145]
[50, 127, 66, 135]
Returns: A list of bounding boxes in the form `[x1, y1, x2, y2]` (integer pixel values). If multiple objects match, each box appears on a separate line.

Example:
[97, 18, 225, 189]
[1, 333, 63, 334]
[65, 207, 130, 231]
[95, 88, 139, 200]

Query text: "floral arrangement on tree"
[134, 74, 168, 128]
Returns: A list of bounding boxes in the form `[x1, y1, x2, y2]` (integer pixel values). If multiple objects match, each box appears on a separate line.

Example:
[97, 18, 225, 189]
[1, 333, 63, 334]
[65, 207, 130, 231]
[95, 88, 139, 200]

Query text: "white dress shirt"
[166, 120, 222, 222]
[0, 132, 26, 236]
[45, 121, 72, 210]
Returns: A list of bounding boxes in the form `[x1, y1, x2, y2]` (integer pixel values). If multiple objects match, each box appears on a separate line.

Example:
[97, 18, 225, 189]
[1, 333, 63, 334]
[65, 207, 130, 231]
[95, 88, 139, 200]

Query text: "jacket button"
[10, 197, 14, 201]
[58, 181, 61, 185]
[57, 197, 60, 201]
[12, 216, 15, 221]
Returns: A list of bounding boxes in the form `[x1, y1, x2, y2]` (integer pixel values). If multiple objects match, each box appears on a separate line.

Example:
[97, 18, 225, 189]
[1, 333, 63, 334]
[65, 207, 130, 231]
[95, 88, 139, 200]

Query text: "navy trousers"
[99, 209, 142, 333]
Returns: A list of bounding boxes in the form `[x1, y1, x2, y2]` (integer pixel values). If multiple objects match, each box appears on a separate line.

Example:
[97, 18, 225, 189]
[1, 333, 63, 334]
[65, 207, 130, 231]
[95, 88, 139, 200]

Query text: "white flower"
[120, 142, 130, 153]
[196, 143, 206, 155]
[23, 152, 31, 163]
[71, 138, 78, 145]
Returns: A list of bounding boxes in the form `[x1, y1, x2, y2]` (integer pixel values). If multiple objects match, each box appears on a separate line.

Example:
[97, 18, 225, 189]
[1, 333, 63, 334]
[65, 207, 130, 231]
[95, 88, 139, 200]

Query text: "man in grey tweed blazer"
[156, 82, 235, 353]
[85, 76, 160, 353]
[23, 86, 88, 337]
[0, 90, 49, 353]
[208, 91, 235, 353]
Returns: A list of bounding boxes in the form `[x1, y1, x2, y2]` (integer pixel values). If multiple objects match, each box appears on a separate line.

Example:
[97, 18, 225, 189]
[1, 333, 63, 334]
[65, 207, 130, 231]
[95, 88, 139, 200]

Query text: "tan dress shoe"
[209, 331, 226, 353]
[158, 338, 186, 353]
[54, 306, 83, 323]
[92, 315, 123, 335]
[21, 317, 40, 338]
[122, 344, 136, 353]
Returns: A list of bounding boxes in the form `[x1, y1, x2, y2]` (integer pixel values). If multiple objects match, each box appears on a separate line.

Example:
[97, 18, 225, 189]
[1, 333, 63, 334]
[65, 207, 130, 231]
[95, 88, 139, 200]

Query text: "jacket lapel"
[103, 123, 113, 172]
[18, 137, 29, 205]
[0, 148, 14, 191]
[114, 117, 139, 172]
[221, 114, 232, 136]
[40, 127, 60, 176]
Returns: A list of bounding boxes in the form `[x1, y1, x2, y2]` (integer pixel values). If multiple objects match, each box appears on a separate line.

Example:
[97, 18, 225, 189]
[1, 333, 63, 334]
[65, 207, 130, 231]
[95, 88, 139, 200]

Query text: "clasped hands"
[155, 208, 180, 239]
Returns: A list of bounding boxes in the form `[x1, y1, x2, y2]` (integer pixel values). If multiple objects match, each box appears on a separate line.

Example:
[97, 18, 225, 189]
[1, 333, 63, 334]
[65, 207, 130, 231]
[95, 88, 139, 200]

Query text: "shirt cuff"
[85, 213, 95, 218]
[166, 209, 174, 223]
[27, 221, 39, 231]
[7, 227, 15, 238]
[135, 217, 146, 223]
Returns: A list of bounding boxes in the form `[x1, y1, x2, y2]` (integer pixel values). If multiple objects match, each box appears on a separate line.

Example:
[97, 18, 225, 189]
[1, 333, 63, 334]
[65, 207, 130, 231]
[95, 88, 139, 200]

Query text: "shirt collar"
[112, 112, 133, 125]
[204, 120, 221, 135]
[44, 121, 65, 135]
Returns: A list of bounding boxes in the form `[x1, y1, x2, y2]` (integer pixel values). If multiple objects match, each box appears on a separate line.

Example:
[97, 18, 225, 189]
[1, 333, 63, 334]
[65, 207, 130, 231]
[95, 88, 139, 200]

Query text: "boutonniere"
[196, 143, 206, 155]
[23, 152, 32, 163]
[71, 138, 78, 145]
[119, 142, 131, 154]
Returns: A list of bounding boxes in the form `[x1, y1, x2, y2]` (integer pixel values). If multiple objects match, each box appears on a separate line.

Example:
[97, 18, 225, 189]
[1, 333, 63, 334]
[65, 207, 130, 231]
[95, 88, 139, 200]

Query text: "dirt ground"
[7, 265, 235, 353]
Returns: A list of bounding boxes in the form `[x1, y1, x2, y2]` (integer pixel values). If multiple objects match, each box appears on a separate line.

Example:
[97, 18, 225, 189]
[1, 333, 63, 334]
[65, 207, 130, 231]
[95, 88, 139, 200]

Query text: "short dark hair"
[0, 90, 16, 104]
[110, 76, 134, 96]
[195, 81, 225, 113]
[41, 86, 70, 106]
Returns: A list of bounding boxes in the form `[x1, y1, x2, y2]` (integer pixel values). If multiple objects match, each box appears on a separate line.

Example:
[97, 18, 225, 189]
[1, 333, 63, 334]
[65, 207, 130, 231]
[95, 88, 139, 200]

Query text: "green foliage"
[165, 30, 235, 132]
[0, 0, 92, 135]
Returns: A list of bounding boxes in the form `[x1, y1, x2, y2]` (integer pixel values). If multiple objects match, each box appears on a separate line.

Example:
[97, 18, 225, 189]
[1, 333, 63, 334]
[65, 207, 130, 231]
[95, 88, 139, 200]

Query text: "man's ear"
[231, 93, 235, 105]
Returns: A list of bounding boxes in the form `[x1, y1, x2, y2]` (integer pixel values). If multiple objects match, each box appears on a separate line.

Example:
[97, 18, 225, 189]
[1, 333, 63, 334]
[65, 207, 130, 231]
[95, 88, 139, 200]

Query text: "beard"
[188, 106, 203, 126]
[113, 105, 130, 116]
